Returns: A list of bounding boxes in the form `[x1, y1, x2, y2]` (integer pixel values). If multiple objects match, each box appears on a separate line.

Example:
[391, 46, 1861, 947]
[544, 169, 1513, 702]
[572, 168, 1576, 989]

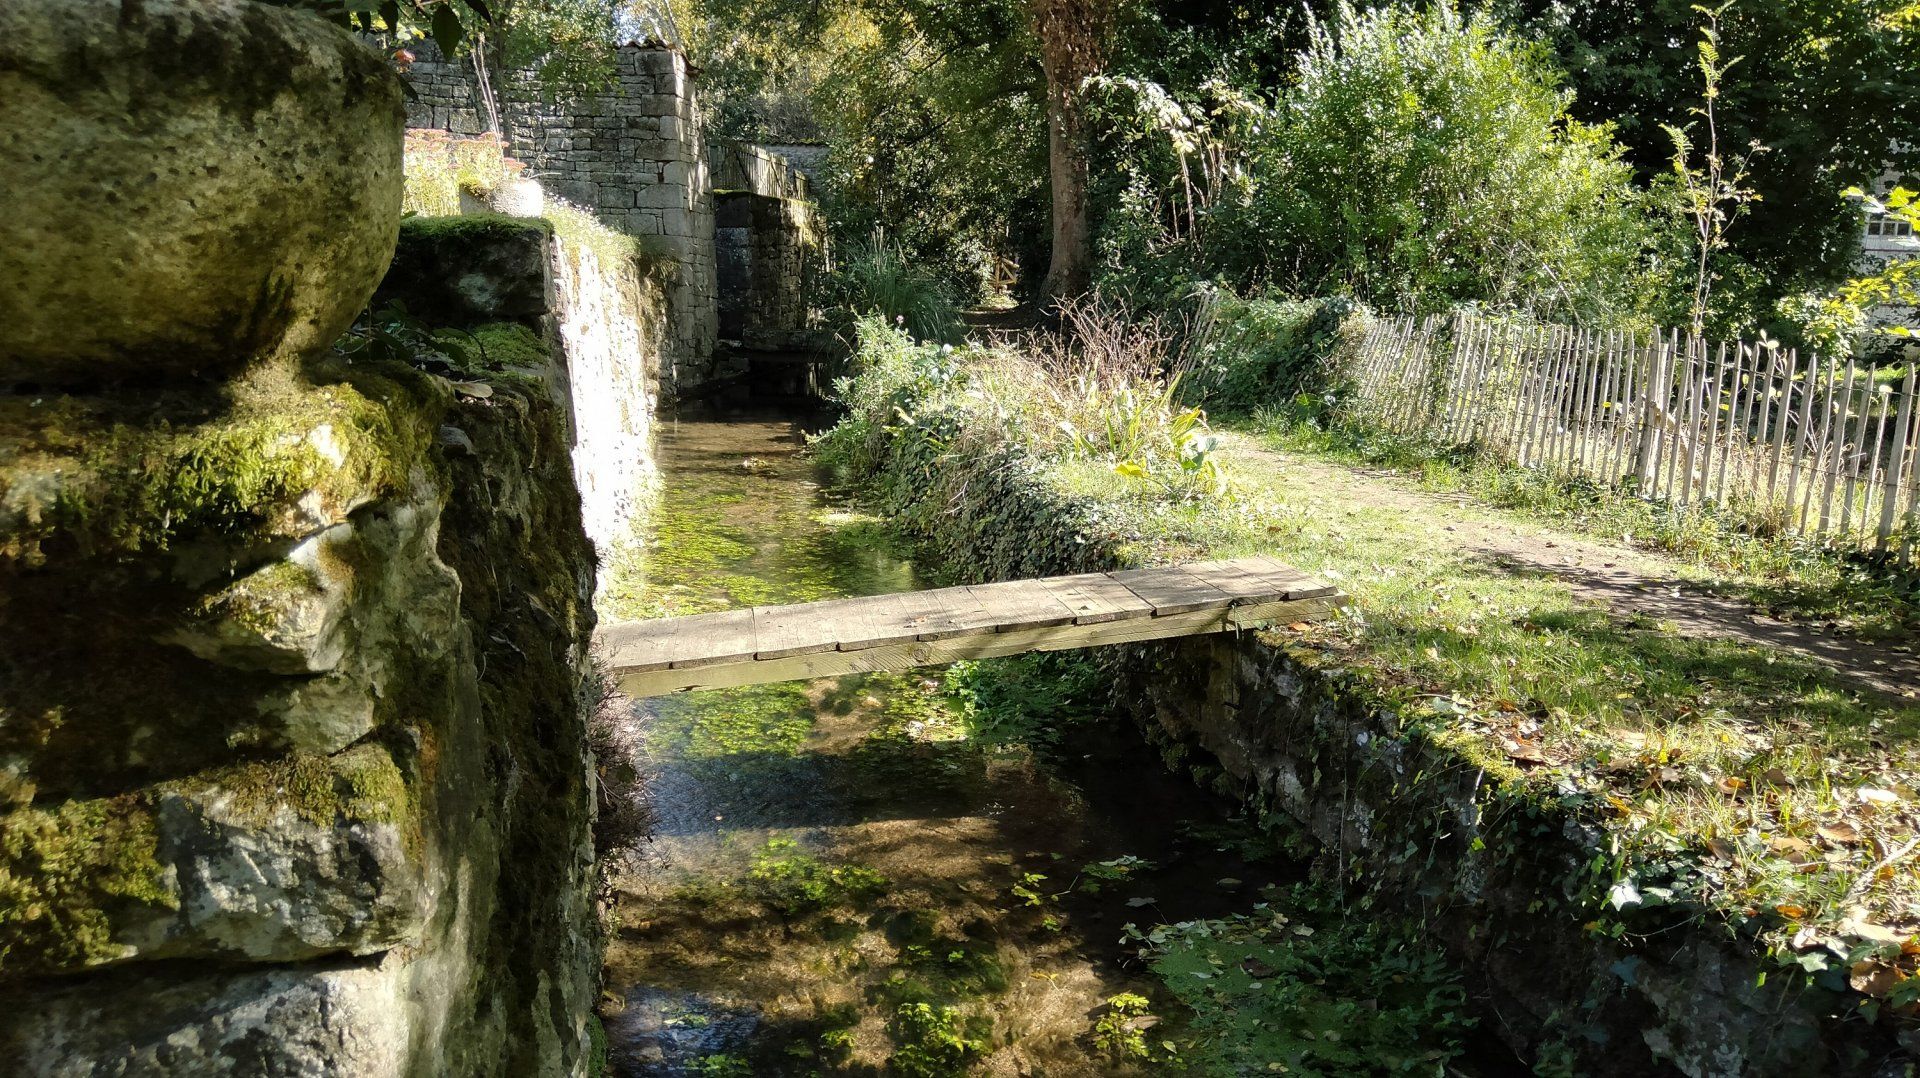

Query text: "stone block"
[0, 0, 406, 385]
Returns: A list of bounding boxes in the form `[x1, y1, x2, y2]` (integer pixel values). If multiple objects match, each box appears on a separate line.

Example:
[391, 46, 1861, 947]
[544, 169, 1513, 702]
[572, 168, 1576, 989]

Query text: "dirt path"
[1235, 438, 1920, 702]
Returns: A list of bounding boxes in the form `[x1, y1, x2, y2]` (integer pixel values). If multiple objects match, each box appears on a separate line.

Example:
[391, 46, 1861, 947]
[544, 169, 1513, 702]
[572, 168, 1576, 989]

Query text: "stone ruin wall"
[713, 143, 825, 355]
[403, 42, 719, 392]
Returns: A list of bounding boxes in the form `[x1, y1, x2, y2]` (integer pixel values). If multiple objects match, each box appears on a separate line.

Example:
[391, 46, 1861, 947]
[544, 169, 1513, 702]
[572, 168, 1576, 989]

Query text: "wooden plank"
[830, 591, 940, 652]
[751, 600, 846, 660]
[617, 596, 1340, 697]
[1234, 555, 1341, 600]
[1817, 359, 1855, 539]
[1039, 572, 1155, 625]
[1878, 370, 1915, 548]
[891, 586, 991, 642]
[596, 609, 755, 673]
[1109, 565, 1234, 616]
[963, 579, 1078, 632]
[1181, 560, 1296, 606]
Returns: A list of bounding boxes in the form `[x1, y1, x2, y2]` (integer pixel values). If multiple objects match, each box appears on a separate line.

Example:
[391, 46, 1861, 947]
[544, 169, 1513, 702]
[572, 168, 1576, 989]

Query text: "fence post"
[1877, 369, 1915, 551]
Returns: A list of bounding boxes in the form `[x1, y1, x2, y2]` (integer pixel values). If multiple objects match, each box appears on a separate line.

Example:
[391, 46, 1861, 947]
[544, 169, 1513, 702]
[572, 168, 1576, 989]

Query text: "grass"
[1254, 403, 1920, 640]
[1056, 433, 1920, 955]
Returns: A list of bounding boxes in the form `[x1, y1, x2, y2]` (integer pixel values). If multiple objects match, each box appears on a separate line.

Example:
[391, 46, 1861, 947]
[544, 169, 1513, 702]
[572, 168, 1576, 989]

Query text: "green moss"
[0, 794, 175, 978]
[544, 203, 675, 283]
[193, 745, 413, 831]
[195, 559, 324, 636]
[653, 682, 816, 759]
[399, 212, 554, 246]
[1, 359, 439, 563]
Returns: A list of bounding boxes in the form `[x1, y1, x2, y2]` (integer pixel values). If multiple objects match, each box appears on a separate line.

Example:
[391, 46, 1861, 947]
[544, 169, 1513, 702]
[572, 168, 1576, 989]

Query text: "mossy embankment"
[1, 213, 601, 1073]
[816, 318, 1919, 1074]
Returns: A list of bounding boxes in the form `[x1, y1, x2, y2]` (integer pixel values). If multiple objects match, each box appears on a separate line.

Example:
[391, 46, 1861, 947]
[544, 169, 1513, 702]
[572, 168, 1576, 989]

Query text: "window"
[1868, 211, 1915, 239]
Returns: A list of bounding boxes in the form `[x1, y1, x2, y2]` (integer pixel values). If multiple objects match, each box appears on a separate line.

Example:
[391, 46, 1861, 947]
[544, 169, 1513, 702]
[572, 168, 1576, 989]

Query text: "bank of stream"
[596, 413, 1508, 1076]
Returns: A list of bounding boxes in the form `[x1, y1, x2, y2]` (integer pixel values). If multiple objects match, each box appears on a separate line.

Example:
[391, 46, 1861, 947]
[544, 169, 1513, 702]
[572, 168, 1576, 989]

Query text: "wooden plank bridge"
[600, 557, 1343, 698]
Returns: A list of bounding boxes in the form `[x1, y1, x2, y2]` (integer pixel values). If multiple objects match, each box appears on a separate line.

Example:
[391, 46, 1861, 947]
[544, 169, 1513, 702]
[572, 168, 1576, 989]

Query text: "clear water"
[597, 413, 1308, 1076]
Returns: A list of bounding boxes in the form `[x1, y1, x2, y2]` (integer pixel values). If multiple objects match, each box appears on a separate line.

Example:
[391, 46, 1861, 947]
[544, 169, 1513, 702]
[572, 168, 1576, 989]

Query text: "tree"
[1661, 2, 1766, 335]
[1029, 0, 1122, 305]
[1493, 0, 1920, 331]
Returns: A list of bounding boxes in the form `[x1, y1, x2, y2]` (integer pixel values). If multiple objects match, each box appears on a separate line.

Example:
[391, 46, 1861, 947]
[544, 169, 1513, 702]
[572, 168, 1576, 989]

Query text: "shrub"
[1092, 2, 1661, 323]
[824, 232, 964, 344]
[1240, 2, 1656, 319]
[1184, 291, 1368, 415]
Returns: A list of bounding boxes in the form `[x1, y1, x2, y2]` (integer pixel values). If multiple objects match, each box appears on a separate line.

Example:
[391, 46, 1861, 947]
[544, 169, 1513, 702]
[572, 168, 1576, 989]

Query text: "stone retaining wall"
[0, 217, 600, 1076]
[401, 43, 718, 391]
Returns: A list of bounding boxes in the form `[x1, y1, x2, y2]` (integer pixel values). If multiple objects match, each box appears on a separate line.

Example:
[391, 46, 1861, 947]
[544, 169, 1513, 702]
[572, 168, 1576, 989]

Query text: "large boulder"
[0, 0, 404, 387]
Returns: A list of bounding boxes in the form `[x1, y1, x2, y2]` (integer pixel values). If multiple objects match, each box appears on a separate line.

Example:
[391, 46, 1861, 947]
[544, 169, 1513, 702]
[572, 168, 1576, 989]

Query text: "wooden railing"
[1349, 312, 1920, 553]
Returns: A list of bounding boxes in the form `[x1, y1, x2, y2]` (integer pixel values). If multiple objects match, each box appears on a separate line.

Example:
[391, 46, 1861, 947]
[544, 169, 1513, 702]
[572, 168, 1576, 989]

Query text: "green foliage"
[1091, 992, 1155, 1062]
[825, 233, 964, 344]
[945, 653, 1107, 757]
[747, 838, 888, 917]
[679, 0, 1047, 292]
[687, 1053, 752, 1078]
[1183, 292, 1366, 415]
[1125, 883, 1475, 1075]
[888, 1002, 988, 1077]
[1779, 186, 1920, 358]
[269, 0, 492, 57]
[1499, 0, 1920, 334]
[1228, 3, 1654, 319]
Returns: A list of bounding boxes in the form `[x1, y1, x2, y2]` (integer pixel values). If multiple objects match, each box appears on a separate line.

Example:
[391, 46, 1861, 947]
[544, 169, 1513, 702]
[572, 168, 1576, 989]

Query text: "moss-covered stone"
[0, 357, 440, 565]
[0, 0, 404, 385]
[193, 749, 397, 831]
[0, 794, 175, 977]
[374, 215, 556, 331]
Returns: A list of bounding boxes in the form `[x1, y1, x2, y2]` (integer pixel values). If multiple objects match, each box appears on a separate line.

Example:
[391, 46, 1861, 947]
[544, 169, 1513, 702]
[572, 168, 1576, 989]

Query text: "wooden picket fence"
[1347, 312, 1920, 554]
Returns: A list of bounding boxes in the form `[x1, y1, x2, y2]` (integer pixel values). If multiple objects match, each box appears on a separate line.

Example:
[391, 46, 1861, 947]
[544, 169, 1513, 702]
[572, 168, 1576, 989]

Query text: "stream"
[596, 412, 1507, 1076]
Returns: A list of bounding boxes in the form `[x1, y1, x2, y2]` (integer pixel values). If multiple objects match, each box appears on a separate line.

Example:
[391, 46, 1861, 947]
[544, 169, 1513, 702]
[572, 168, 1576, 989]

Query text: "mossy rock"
[0, 742, 426, 981]
[0, 0, 404, 385]
[374, 215, 557, 331]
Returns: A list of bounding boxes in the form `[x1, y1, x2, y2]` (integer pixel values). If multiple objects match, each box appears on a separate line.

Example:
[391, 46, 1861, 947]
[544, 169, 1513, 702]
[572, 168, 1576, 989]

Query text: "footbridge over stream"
[600, 557, 1343, 697]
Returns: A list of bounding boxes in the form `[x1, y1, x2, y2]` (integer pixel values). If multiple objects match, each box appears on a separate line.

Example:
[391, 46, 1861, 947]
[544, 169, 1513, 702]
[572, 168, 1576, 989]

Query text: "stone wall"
[373, 211, 666, 558]
[551, 227, 667, 555]
[2, 179, 597, 1078]
[401, 43, 718, 391]
[715, 191, 822, 349]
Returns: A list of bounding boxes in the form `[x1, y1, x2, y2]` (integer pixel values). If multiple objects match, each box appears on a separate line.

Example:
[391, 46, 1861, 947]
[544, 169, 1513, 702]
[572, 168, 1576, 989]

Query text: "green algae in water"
[1129, 883, 1476, 1075]
[650, 683, 817, 759]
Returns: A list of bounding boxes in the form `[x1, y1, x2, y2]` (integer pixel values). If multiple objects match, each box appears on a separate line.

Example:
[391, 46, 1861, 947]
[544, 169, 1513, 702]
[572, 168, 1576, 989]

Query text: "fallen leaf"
[1768, 836, 1814, 862]
[1708, 838, 1738, 863]
[1850, 960, 1905, 996]
[1774, 903, 1809, 920]
[1818, 823, 1862, 845]
[448, 380, 493, 399]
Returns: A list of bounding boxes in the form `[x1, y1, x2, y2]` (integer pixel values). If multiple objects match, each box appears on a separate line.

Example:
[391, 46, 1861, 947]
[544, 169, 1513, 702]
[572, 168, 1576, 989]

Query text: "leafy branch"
[1661, 1, 1767, 336]
[267, 0, 495, 57]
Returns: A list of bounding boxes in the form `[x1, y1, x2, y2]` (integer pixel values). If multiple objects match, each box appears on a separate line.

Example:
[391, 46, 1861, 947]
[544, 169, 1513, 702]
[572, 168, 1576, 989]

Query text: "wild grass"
[401, 130, 516, 217]
[825, 231, 964, 345]
[822, 308, 1225, 497]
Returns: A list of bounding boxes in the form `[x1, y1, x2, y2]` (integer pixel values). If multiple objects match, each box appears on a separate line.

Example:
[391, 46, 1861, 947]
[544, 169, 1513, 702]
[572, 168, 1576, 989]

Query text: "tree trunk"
[1040, 69, 1093, 304]
[1029, 0, 1113, 308]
